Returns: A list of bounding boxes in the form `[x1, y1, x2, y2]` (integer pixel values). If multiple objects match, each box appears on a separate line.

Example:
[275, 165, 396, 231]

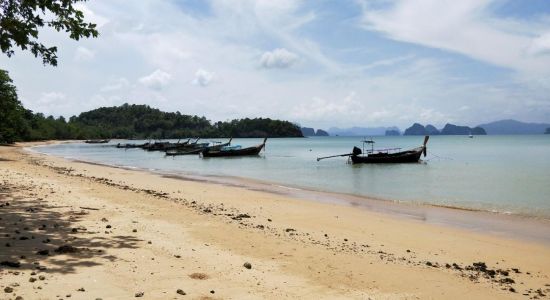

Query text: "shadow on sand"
[0, 184, 141, 275]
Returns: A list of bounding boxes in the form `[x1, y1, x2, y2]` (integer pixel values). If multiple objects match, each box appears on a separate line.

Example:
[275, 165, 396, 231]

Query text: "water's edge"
[26, 145, 550, 245]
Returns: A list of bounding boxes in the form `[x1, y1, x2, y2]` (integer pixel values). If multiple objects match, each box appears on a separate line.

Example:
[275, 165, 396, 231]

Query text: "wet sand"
[1, 143, 549, 299]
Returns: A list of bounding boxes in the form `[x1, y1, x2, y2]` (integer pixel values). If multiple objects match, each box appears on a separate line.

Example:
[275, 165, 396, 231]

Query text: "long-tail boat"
[201, 138, 267, 158]
[85, 139, 110, 144]
[165, 138, 233, 156]
[144, 138, 193, 151]
[317, 136, 429, 164]
[116, 142, 150, 149]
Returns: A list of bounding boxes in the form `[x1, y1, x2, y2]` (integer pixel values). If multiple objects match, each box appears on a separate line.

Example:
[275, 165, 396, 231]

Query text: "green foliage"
[0, 70, 303, 143]
[68, 103, 304, 138]
[0, 69, 28, 143]
[0, 0, 98, 66]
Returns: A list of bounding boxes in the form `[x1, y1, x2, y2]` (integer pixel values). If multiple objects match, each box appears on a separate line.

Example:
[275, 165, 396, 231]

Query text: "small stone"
[176, 289, 186, 295]
[210, 290, 215, 294]
[509, 287, 516, 293]
[29, 277, 37, 282]
[132, 229, 137, 233]
[36, 249, 49, 256]
[135, 291, 144, 297]
[39, 275, 46, 280]
[77, 287, 85, 292]
[106, 225, 112, 229]
[4, 286, 13, 293]
[71, 228, 78, 233]
[15, 296, 23, 300]
[0, 260, 20, 268]
[243, 262, 252, 269]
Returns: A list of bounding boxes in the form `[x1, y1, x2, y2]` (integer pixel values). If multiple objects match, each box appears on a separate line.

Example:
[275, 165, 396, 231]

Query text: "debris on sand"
[135, 292, 144, 297]
[1, 260, 20, 268]
[36, 249, 49, 256]
[54, 245, 80, 254]
[243, 262, 252, 269]
[176, 289, 186, 295]
[189, 273, 208, 280]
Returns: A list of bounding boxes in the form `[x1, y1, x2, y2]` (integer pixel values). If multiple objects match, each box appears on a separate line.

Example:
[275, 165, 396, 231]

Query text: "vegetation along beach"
[1, 0, 550, 299]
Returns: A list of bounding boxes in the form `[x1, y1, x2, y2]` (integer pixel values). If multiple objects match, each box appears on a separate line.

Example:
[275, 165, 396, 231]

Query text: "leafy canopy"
[0, 69, 28, 143]
[0, 0, 98, 66]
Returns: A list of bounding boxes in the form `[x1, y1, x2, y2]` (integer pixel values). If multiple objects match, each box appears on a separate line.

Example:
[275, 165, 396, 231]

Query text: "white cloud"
[359, 0, 550, 75]
[528, 32, 550, 56]
[192, 69, 214, 86]
[2, 0, 549, 128]
[74, 46, 95, 61]
[100, 77, 130, 92]
[260, 48, 299, 68]
[38, 92, 66, 105]
[138, 69, 172, 90]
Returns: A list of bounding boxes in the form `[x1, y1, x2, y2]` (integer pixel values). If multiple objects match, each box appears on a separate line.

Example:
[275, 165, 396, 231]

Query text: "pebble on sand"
[135, 292, 144, 297]
[243, 262, 252, 269]
[176, 289, 186, 295]
[4, 286, 14, 293]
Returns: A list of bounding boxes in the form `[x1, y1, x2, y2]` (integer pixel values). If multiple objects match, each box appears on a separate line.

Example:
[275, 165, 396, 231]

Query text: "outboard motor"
[352, 146, 362, 156]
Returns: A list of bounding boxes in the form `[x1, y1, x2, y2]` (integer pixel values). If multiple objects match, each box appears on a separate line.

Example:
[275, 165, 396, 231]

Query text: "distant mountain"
[477, 119, 550, 135]
[403, 123, 427, 135]
[385, 129, 400, 136]
[328, 126, 399, 136]
[425, 125, 440, 135]
[301, 127, 315, 136]
[315, 129, 329, 136]
[404, 123, 486, 135]
[440, 124, 486, 135]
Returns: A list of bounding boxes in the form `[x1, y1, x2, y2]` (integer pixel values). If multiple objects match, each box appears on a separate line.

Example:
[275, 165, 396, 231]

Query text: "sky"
[1, 0, 550, 129]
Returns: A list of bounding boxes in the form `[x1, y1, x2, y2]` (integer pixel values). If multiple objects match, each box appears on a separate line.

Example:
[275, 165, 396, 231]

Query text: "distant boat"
[317, 136, 429, 164]
[469, 134, 474, 138]
[85, 139, 110, 144]
[201, 138, 267, 158]
[165, 138, 232, 156]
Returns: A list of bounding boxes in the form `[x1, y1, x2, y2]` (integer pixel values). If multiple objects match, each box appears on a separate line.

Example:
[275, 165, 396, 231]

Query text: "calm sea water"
[33, 135, 550, 218]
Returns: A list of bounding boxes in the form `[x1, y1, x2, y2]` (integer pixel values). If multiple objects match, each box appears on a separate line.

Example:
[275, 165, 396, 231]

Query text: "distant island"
[477, 119, 550, 135]
[300, 127, 329, 137]
[1, 102, 303, 144]
[299, 119, 550, 137]
[404, 123, 486, 135]
[328, 126, 400, 136]
[385, 129, 401, 136]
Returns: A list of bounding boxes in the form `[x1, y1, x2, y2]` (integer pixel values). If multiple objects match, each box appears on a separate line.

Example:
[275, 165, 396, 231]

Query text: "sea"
[32, 135, 550, 219]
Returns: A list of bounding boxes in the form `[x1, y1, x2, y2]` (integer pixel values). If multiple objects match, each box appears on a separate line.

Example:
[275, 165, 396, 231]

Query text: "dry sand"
[0, 143, 549, 299]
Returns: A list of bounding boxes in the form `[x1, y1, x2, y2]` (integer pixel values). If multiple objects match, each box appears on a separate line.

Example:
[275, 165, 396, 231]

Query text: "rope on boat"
[424, 151, 454, 161]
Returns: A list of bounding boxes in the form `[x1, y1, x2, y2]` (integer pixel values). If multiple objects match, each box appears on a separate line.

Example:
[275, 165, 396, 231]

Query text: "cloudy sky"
[2, 0, 550, 129]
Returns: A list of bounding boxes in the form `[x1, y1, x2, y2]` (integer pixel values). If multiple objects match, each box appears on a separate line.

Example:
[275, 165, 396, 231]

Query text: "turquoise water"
[33, 135, 550, 218]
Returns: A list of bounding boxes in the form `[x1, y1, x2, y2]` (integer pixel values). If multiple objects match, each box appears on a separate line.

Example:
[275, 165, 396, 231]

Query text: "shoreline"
[2, 142, 550, 299]
[27, 143, 550, 244]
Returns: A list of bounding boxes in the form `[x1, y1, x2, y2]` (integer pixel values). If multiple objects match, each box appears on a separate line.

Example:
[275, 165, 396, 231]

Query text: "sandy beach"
[1, 143, 549, 300]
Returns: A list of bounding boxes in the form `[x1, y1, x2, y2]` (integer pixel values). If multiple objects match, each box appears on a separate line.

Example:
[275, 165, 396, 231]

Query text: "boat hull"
[202, 139, 266, 158]
[350, 147, 424, 164]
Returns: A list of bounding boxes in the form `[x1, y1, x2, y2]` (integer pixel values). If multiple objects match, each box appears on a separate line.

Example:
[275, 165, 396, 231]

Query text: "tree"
[0, 69, 27, 143]
[0, 0, 98, 66]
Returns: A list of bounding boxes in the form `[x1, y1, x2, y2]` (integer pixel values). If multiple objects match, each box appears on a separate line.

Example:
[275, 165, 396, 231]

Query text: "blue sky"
[1, 0, 549, 129]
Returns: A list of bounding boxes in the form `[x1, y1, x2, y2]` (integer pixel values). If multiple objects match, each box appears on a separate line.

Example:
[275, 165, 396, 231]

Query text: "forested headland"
[0, 70, 303, 144]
